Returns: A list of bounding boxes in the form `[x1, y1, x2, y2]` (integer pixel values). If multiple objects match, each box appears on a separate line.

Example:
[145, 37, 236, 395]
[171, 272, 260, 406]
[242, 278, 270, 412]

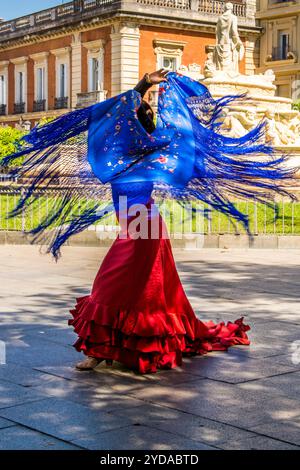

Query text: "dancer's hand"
[148, 69, 169, 84]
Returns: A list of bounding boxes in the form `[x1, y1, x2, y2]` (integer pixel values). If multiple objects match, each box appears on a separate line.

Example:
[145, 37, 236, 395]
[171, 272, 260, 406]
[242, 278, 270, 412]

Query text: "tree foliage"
[292, 101, 300, 112]
[0, 117, 57, 168]
[0, 126, 27, 167]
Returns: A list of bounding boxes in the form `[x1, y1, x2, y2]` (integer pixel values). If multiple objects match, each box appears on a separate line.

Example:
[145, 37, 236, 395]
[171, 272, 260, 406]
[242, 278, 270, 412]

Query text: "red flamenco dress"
[69, 182, 250, 374]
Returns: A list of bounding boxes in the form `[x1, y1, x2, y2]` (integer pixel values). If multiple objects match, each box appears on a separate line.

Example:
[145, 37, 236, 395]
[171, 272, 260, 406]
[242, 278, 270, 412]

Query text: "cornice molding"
[29, 51, 50, 62]
[0, 12, 261, 52]
[51, 46, 71, 57]
[0, 19, 112, 52]
[10, 56, 28, 65]
[82, 39, 106, 51]
[153, 39, 188, 49]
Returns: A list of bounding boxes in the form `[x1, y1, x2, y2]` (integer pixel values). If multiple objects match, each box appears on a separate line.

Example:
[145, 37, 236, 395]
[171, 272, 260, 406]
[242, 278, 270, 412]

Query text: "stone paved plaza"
[0, 245, 300, 450]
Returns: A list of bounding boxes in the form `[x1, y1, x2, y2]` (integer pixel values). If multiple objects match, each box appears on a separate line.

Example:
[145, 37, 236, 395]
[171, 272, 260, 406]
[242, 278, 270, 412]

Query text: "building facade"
[0, 0, 258, 127]
[257, 0, 300, 100]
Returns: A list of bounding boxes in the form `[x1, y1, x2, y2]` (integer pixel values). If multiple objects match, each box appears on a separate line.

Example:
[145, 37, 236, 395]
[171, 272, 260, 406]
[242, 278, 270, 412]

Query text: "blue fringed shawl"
[1, 72, 298, 258]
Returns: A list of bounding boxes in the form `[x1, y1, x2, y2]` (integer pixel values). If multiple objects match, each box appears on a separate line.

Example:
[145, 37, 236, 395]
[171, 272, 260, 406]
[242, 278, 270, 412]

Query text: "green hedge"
[1, 194, 300, 235]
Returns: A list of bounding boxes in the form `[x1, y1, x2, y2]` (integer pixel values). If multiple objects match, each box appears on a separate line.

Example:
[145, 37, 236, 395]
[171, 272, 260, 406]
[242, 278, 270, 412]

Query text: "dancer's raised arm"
[133, 69, 168, 133]
[134, 68, 168, 96]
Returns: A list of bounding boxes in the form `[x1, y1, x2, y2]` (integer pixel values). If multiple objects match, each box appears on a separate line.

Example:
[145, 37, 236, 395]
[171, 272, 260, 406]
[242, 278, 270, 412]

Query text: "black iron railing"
[272, 46, 292, 60]
[54, 97, 69, 109]
[0, 104, 6, 116]
[33, 99, 46, 112]
[13, 102, 25, 114]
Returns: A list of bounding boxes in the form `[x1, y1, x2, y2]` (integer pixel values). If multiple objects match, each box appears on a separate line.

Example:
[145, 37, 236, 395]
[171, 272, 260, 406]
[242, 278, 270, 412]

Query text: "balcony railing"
[13, 102, 25, 114]
[33, 99, 46, 112]
[272, 46, 294, 60]
[0, 0, 249, 40]
[0, 0, 115, 38]
[0, 104, 6, 116]
[76, 90, 108, 108]
[136, 0, 246, 16]
[54, 97, 69, 109]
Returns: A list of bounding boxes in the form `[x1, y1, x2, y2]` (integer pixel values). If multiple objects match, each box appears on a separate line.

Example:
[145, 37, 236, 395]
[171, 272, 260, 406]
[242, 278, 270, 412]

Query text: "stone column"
[244, 35, 259, 76]
[110, 22, 140, 95]
[291, 17, 297, 54]
[266, 21, 274, 58]
[71, 31, 82, 108]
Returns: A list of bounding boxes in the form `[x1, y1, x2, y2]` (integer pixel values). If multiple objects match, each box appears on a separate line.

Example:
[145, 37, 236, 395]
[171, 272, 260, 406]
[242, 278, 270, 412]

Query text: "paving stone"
[0, 417, 15, 429]
[25, 327, 77, 347]
[0, 325, 77, 350]
[32, 376, 146, 412]
[108, 402, 256, 446]
[0, 397, 132, 441]
[0, 425, 80, 450]
[1, 246, 300, 450]
[229, 337, 290, 359]
[128, 379, 300, 429]
[34, 364, 150, 392]
[272, 353, 300, 370]
[250, 419, 300, 447]
[238, 372, 300, 401]
[219, 435, 300, 450]
[0, 363, 62, 387]
[129, 377, 272, 408]
[248, 320, 300, 340]
[5, 336, 79, 367]
[71, 424, 217, 450]
[178, 352, 295, 383]
[34, 363, 202, 394]
[94, 361, 204, 387]
[219, 396, 300, 429]
[0, 380, 46, 409]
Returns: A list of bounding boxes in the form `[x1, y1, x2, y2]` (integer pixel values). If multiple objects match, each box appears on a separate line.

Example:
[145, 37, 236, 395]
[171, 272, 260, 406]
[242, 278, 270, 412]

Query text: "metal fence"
[0, 187, 299, 236]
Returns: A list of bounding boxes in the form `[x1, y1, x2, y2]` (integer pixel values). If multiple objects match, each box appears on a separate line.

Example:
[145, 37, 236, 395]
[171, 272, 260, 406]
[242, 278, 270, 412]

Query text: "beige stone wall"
[71, 32, 82, 109]
[244, 34, 260, 75]
[257, 0, 300, 100]
[110, 22, 140, 95]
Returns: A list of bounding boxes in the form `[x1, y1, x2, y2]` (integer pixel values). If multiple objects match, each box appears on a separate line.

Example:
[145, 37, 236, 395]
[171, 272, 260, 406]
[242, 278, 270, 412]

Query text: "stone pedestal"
[197, 70, 300, 167]
[202, 70, 292, 113]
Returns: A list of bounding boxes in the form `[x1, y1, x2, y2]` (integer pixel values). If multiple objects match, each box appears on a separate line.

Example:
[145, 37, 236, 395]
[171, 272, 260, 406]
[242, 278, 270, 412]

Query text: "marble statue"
[204, 52, 216, 78]
[200, 5, 300, 154]
[264, 111, 287, 146]
[213, 2, 244, 73]
[287, 115, 300, 135]
[277, 117, 298, 145]
[218, 108, 261, 138]
[177, 63, 203, 80]
[218, 108, 248, 138]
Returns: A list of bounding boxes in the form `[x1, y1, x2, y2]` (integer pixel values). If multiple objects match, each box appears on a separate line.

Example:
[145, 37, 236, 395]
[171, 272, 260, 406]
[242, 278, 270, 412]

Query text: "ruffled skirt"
[68, 205, 250, 374]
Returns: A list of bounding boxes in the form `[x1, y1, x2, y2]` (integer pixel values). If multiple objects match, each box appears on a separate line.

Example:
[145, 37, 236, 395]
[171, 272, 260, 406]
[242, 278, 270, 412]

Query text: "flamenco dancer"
[2, 69, 298, 374]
